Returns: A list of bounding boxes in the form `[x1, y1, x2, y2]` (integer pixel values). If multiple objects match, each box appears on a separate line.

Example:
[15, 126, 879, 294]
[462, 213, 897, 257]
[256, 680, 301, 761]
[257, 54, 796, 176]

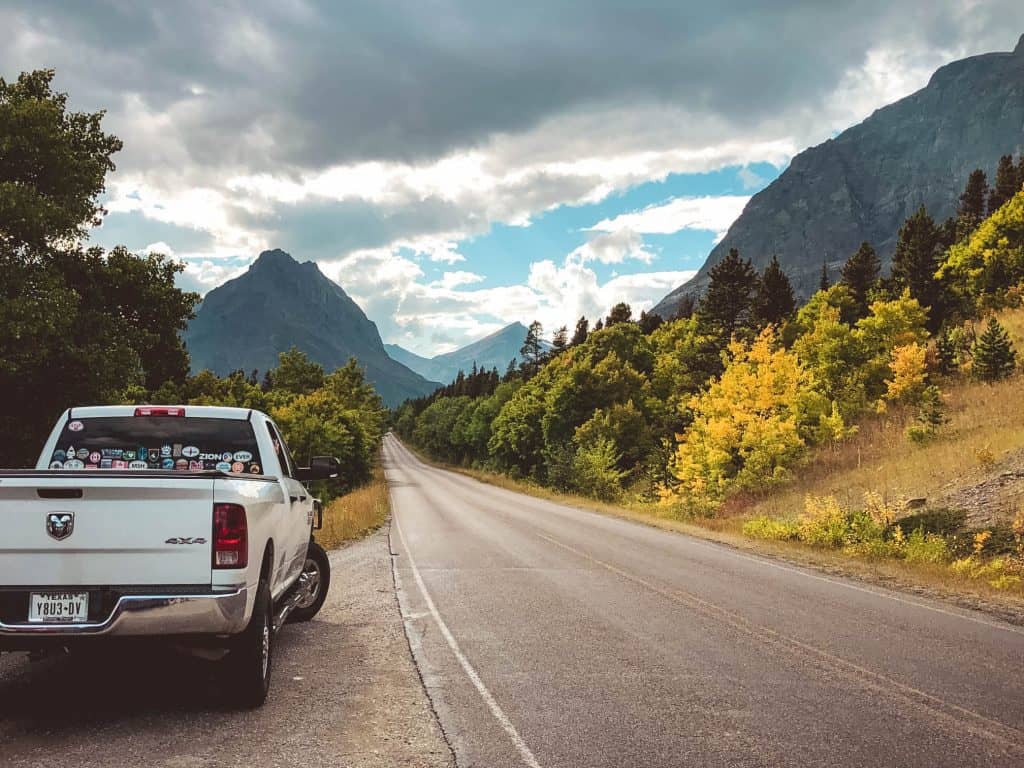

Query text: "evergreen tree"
[957, 169, 988, 238]
[672, 294, 696, 320]
[570, 316, 589, 346]
[753, 255, 796, 326]
[638, 310, 664, 335]
[819, 261, 831, 291]
[840, 241, 881, 320]
[593, 318, 604, 331]
[936, 328, 958, 375]
[890, 206, 946, 331]
[605, 302, 633, 327]
[503, 358, 518, 381]
[696, 248, 759, 340]
[988, 155, 1020, 214]
[520, 320, 544, 376]
[972, 316, 1017, 381]
[551, 326, 568, 352]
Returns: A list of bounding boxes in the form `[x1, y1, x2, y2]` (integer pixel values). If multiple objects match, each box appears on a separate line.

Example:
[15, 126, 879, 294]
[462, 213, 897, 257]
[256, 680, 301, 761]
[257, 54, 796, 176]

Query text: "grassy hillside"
[740, 306, 1024, 529]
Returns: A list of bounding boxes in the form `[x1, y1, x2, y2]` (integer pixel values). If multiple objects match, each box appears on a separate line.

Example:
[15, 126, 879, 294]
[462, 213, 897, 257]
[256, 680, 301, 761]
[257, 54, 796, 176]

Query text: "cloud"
[588, 196, 750, 238]
[4, 2, 1023, 353]
[737, 166, 766, 190]
[569, 228, 654, 265]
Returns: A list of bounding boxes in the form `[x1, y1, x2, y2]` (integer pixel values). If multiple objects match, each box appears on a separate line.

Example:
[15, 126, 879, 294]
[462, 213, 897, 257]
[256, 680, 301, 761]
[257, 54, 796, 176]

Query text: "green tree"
[819, 261, 831, 291]
[988, 155, 1021, 214]
[0, 70, 122, 253]
[638, 310, 664, 335]
[605, 302, 633, 327]
[957, 169, 989, 239]
[753, 255, 796, 327]
[570, 316, 589, 346]
[0, 70, 196, 466]
[890, 206, 946, 331]
[269, 347, 325, 396]
[972, 316, 1017, 381]
[551, 326, 569, 352]
[696, 248, 758, 340]
[520, 320, 544, 376]
[840, 242, 881, 321]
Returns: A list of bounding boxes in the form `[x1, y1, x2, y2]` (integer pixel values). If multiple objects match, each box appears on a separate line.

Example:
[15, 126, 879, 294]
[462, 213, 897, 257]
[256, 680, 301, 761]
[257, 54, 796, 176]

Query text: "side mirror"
[296, 456, 340, 482]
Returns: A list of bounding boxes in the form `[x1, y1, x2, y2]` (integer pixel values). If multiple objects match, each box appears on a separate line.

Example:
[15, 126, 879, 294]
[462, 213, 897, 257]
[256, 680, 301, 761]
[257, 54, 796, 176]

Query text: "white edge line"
[390, 481, 543, 768]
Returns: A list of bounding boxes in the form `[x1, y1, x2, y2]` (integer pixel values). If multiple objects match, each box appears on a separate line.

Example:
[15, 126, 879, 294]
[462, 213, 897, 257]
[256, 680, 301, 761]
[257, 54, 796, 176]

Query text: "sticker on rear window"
[233, 450, 253, 462]
[68, 420, 84, 432]
[64, 459, 85, 470]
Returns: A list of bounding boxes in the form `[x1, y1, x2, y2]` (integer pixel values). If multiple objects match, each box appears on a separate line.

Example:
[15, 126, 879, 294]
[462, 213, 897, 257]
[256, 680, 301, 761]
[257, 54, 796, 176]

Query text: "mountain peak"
[652, 40, 1024, 318]
[252, 248, 297, 268]
[183, 249, 439, 405]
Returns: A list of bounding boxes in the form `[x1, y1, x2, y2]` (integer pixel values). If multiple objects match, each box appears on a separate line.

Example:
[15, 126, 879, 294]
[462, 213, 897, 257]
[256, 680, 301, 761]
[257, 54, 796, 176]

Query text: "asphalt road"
[0, 526, 452, 768]
[385, 433, 1024, 768]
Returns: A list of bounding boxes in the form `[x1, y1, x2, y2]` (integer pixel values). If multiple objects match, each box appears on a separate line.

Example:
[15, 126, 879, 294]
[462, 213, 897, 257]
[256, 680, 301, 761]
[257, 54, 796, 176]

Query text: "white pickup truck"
[0, 404, 338, 707]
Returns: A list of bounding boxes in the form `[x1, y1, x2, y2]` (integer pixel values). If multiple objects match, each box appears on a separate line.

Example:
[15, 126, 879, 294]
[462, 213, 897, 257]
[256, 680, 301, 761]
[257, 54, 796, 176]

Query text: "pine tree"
[520, 320, 544, 376]
[890, 206, 946, 331]
[907, 385, 948, 444]
[593, 318, 604, 331]
[605, 302, 633, 327]
[840, 242, 881, 320]
[819, 261, 831, 291]
[570, 316, 589, 346]
[936, 328, 958, 375]
[988, 155, 1020, 214]
[551, 326, 568, 352]
[638, 310, 664, 334]
[972, 316, 1017, 381]
[957, 169, 988, 238]
[753, 255, 796, 326]
[696, 248, 759, 340]
[672, 294, 696, 320]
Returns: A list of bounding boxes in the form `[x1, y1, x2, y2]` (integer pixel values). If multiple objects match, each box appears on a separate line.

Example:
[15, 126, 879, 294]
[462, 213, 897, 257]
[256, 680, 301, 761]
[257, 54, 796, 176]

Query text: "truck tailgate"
[0, 474, 216, 586]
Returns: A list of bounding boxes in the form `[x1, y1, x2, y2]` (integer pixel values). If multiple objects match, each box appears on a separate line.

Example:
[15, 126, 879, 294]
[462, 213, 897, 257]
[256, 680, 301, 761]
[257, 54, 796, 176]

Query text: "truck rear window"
[49, 417, 263, 473]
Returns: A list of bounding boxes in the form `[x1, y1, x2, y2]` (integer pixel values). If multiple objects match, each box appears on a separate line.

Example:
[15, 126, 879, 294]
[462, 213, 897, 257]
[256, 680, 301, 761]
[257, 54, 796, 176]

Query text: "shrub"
[798, 495, 850, 547]
[742, 516, 800, 541]
[902, 528, 950, 564]
[893, 507, 966, 538]
[572, 438, 627, 501]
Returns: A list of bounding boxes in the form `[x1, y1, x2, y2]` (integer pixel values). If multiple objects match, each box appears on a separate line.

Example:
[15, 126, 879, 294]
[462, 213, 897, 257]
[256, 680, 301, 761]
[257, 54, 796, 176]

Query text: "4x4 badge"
[46, 512, 74, 541]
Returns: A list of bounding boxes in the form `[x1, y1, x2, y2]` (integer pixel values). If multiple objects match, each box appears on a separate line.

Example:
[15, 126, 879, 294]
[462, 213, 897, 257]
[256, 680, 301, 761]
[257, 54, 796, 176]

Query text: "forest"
[394, 157, 1024, 588]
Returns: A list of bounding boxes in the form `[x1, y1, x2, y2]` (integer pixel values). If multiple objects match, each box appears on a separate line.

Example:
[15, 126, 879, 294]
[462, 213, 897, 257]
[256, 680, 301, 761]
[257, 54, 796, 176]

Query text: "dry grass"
[736, 374, 1024, 524]
[317, 466, 390, 550]
[736, 318, 1024, 527]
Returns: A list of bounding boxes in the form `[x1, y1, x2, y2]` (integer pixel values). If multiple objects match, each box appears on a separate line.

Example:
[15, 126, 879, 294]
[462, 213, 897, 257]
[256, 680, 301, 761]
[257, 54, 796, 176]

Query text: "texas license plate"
[28, 592, 89, 623]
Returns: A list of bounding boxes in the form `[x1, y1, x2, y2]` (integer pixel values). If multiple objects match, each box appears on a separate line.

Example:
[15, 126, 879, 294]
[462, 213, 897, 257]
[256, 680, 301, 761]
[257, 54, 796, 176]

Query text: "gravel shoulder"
[0, 525, 452, 768]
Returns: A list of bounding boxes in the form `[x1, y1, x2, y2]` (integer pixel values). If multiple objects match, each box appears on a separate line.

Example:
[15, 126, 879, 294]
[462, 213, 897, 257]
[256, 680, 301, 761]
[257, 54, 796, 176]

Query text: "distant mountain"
[653, 35, 1024, 318]
[184, 249, 440, 406]
[385, 322, 534, 384]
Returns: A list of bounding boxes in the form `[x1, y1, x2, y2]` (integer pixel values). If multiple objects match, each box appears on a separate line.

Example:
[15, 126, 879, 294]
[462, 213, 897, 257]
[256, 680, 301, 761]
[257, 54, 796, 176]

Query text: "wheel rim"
[296, 557, 322, 610]
[260, 615, 271, 681]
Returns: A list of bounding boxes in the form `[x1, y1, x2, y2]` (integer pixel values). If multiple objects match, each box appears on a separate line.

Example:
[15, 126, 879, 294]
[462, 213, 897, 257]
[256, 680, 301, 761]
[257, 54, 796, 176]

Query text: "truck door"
[264, 421, 310, 592]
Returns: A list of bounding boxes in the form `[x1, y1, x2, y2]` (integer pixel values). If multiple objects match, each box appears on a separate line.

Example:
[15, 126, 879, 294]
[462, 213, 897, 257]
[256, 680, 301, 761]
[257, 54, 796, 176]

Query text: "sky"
[4, 2, 1024, 356]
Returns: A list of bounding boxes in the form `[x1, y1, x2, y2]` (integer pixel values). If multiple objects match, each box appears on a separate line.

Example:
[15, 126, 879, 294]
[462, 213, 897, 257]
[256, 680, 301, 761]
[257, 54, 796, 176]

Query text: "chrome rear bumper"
[0, 588, 250, 637]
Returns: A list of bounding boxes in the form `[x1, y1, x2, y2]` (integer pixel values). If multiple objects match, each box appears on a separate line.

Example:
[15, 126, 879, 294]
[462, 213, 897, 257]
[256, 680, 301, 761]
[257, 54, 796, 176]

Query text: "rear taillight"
[213, 503, 248, 569]
[134, 406, 185, 417]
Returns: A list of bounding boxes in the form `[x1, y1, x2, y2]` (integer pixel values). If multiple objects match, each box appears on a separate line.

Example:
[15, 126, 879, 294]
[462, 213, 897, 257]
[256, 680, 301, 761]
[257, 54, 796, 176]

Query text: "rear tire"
[288, 540, 330, 623]
[226, 579, 273, 709]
